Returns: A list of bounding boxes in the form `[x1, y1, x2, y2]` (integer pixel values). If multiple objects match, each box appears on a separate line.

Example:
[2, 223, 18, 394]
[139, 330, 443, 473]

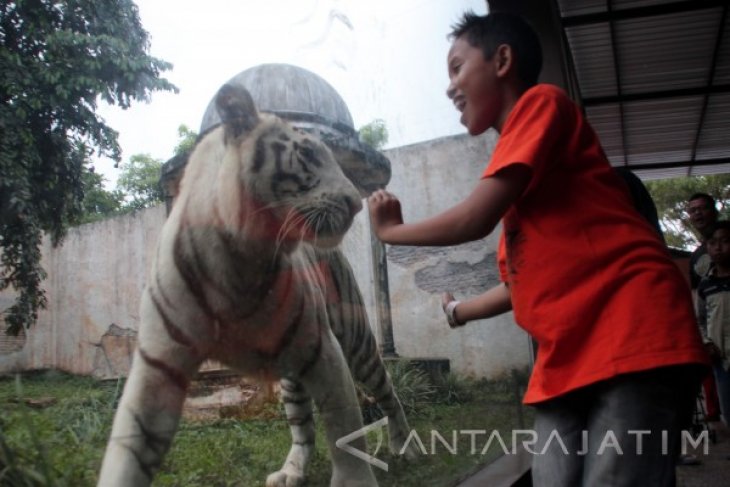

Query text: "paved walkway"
[677, 420, 730, 487]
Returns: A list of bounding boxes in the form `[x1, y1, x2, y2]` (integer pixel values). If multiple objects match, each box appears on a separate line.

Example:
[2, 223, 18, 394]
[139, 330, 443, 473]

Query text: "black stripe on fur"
[172, 224, 220, 324]
[138, 348, 189, 391]
[287, 412, 314, 427]
[149, 284, 198, 351]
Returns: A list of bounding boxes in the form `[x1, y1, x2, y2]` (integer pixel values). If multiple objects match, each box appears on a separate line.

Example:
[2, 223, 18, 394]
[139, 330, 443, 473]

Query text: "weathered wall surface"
[0, 132, 531, 379]
[0, 206, 166, 378]
[380, 132, 532, 377]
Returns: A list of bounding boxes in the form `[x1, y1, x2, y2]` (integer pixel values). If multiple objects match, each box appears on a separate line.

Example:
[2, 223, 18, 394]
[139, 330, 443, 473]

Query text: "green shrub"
[432, 372, 475, 405]
[385, 361, 435, 414]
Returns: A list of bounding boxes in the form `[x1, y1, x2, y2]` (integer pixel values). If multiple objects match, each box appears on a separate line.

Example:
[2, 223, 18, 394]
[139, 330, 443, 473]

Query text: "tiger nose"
[343, 194, 363, 216]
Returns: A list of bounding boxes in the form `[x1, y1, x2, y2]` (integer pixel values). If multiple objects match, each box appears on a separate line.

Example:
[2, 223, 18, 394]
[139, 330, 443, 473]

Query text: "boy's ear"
[494, 44, 515, 79]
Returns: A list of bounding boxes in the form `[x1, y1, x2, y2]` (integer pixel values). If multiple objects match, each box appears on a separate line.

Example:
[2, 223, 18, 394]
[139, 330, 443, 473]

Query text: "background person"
[688, 193, 720, 289]
[696, 220, 730, 427]
[687, 193, 722, 423]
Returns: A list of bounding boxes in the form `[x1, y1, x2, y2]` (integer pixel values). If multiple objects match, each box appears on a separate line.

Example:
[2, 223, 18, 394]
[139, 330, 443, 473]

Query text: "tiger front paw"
[265, 469, 305, 487]
[390, 436, 420, 461]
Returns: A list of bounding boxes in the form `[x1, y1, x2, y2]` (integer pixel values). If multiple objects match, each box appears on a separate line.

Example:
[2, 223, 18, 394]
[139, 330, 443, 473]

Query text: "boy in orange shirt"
[368, 11, 708, 486]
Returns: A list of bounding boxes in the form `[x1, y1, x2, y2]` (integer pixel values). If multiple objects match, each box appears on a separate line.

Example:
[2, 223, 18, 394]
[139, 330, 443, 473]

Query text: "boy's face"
[707, 228, 730, 266]
[446, 37, 503, 135]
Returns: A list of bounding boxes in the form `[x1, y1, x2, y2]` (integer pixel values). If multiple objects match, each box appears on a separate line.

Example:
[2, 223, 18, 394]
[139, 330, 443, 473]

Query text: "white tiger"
[97, 84, 415, 487]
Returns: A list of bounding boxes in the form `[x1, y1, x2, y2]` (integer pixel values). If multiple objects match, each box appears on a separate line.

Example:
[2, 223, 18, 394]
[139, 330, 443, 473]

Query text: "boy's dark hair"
[709, 220, 730, 237]
[688, 192, 718, 213]
[449, 11, 543, 87]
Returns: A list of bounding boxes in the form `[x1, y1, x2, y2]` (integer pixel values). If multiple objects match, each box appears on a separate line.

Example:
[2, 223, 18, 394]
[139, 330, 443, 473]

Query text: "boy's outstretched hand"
[368, 189, 404, 242]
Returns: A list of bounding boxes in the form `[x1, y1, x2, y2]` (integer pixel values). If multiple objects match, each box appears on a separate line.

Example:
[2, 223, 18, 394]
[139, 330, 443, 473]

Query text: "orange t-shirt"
[486, 84, 708, 404]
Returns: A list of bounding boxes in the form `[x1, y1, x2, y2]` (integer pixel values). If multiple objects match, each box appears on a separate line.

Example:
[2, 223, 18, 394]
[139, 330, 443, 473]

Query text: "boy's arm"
[368, 164, 532, 246]
[442, 283, 512, 328]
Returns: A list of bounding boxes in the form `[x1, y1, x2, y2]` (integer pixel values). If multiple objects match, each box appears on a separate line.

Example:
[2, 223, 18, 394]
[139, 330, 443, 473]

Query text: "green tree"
[76, 169, 124, 224]
[74, 125, 198, 222]
[174, 124, 198, 156]
[114, 125, 197, 211]
[116, 154, 164, 211]
[0, 0, 176, 333]
[645, 174, 730, 249]
[358, 119, 389, 150]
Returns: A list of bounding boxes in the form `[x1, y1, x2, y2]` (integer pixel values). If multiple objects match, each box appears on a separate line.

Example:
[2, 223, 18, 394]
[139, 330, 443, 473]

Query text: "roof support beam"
[562, 0, 727, 27]
[583, 84, 730, 106]
[687, 4, 728, 177]
[627, 157, 730, 172]
[606, 0, 629, 166]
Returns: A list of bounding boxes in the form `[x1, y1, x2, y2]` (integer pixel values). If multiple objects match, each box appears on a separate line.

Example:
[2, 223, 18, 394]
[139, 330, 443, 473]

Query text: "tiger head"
[212, 83, 363, 249]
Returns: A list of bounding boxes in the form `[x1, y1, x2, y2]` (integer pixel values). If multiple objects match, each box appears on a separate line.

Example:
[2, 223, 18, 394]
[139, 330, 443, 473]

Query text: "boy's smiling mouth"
[454, 96, 466, 112]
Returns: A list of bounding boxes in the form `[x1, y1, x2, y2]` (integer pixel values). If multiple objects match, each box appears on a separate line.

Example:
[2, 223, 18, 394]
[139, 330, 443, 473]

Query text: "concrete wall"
[0, 132, 531, 379]
[379, 132, 532, 377]
[0, 205, 166, 378]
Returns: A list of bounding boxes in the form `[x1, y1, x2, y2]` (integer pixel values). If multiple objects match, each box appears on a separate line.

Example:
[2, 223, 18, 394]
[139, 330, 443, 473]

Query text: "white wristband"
[445, 300, 464, 328]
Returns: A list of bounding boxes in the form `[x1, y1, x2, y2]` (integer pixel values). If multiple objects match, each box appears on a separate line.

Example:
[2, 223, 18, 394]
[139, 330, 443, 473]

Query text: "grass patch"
[0, 371, 120, 486]
[0, 369, 532, 486]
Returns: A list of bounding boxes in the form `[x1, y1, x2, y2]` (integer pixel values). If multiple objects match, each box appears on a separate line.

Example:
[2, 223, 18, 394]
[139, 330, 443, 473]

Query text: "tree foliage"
[75, 124, 197, 221]
[76, 169, 124, 224]
[174, 124, 198, 156]
[116, 153, 164, 211]
[358, 119, 389, 150]
[645, 174, 730, 250]
[0, 0, 176, 333]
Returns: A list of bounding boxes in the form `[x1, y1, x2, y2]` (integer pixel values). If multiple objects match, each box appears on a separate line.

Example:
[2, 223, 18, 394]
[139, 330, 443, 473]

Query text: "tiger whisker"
[272, 209, 296, 260]
[312, 212, 325, 247]
[272, 207, 308, 260]
[296, 209, 318, 250]
[305, 210, 321, 249]
[276, 207, 301, 239]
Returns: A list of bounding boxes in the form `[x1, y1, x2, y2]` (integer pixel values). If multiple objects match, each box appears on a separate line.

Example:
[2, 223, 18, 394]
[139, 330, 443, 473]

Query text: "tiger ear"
[215, 84, 259, 141]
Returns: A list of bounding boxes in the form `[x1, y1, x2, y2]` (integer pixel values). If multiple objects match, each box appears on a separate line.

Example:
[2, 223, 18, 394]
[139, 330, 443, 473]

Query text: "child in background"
[696, 220, 730, 426]
[368, 11, 708, 486]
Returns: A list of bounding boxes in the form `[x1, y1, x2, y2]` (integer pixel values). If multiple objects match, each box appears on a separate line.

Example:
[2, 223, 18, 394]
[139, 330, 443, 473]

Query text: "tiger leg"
[349, 341, 418, 461]
[98, 289, 202, 487]
[274, 330, 377, 487]
[265, 378, 315, 487]
[321, 249, 416, 460]
[329, 298, 416, 459]
[97, 344, 199, 487]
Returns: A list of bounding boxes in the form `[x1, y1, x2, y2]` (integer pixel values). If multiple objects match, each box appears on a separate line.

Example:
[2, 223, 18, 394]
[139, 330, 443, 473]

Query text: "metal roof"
[556, 0, 730, 180]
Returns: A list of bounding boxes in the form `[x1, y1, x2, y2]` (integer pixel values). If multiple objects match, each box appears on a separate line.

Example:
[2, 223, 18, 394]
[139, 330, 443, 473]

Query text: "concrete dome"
[200, 63, 355, 135]
[194, 63, 390, 196]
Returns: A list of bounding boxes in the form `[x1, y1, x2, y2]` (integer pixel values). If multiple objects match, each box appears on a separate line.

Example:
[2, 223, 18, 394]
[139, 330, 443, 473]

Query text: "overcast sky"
[95, 0, 488, 187]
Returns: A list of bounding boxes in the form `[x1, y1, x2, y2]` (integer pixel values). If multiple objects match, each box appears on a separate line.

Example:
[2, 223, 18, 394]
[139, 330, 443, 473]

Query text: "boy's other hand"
[441, 292, 456, 311]
[441, 292, 464, 328]
[368, 189, 404, 241]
